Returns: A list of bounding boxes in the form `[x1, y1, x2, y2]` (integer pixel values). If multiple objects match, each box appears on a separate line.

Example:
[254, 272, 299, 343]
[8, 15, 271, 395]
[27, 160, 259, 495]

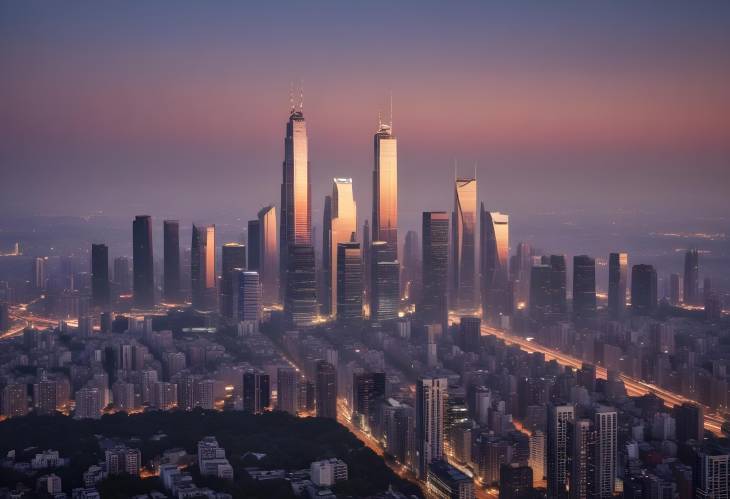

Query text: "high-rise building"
[608, 252, 628, 318]
[372, 117, 398, 255]
[572, 255, 596, 319]
[362, 219, 371, 311]
[163, 220, 182, 303]
[402, 230, 420, 303]
[529, 430, 546, 486]
[113, 257, 131, 294]
[631, 264, 657, 315]
[513, 242, 534, 309]
[549, 255, 568, 317]
[132, 215, 154, 308]
[421, 211, 449, 325]
[416, 375, 447, 478]
[280, 105, 315, 324]
[323, 178, 357, 317]
[461, 316, 481, 353]
[500, 463, 534, 499]
[452, 177, 477, 313]
[1, 383, 28, 418]
[258, 205, 279, 305]
[191, 225, 216, 311]
[315, 360, 337, 420]
[353, 371, 385, 430]
[247, 219, 260, 272]
[594, 407, 617, 498]
[570, 418, 596, 499]
[370, 241, 400, 322]
[242, 370, 269, 414]
[91, 244, 110, 310]
[683, 248, 700, 305]
[480, 208, 509, 324]
[675, 402, 703, 442]
[220, 243, 246, 319]
[277, 367, 298, 415]
[696, 450, 730, 499]
[235, 270, 261, 323]
[285, 244, 317, 326]
[0, 302, 9, 333]
[530, 264, 553, 322]
[336, 242, 363, 322]
[547, 403, 575, 498]
[33, 257, 46, 290]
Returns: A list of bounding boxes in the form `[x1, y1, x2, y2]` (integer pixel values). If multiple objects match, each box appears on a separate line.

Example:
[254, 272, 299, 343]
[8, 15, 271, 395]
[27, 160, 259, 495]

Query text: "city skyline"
[1, 2, 729, 224]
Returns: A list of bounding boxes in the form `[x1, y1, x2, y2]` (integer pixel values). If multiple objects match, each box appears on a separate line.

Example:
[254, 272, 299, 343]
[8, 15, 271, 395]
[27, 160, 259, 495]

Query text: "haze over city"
[1, 2, 730, 499]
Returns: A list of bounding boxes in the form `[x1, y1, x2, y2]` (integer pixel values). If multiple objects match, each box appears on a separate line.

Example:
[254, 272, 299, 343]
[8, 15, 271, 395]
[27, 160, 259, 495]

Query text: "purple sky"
[1, 1, 729, 233]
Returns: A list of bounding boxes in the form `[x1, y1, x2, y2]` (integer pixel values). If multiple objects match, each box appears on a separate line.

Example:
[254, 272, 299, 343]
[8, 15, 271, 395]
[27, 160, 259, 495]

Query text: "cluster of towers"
[84, 98, 520, 329]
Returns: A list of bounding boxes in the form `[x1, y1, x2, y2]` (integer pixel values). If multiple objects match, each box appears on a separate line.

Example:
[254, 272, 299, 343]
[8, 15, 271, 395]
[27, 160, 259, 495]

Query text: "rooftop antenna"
[389, 90, 393, 129]
[474, 162, 478, 181]
[298, 80, 304, 112]
[378, 110, 383, 130]
[289, 82, 295, 114]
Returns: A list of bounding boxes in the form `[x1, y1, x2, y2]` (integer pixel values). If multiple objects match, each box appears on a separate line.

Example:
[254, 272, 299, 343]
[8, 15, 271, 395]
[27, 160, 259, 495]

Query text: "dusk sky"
[2, 1, 729, 231]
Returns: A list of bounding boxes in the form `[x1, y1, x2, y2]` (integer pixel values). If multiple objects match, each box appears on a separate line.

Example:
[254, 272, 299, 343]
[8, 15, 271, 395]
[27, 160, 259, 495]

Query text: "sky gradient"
[2, 1, 729, 230]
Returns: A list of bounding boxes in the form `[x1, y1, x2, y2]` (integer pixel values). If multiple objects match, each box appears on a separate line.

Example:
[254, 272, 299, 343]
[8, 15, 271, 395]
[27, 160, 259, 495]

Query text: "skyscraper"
[220, 243, 246, 319]
[674, 402, 703, 442]
[191, 224, 216, 311]
[258, 205, 279, 305]
[315, 360, 337, 420]
[402, 230, 420, 302]
[549, 255, 568, 317]
[372, 117, 398, 254]
[607, 252, 628, 318]
[370, 241, 400, 322]
[421, 212, 449, 325]
[277, 367, 298, 415]
[163, 220, 181, 303]
[132, 215, 154, 308]
[280, 105, 316, 326]
[452, 177, 477, 313]
[631, 264, 657, 315]
[683, 248, 700, 305]
[32, 257, 46, 290]
[235, 270, 261, 323]
[572, 255, 596, 319]
[547, 404, 575, 498]
[513, 242, 533, 309]
[336, 242, 363, 323]
[285, 245, 318, 326]
[323, 178, 356, 317]
[416, 375, 447, 478]
[529, 264, 553, 322]
[113, 257, 131, 294]
[570, 418, 596, 499]
[91, 243, 110, 310]
[594, 407, 617, 498]
[247, 219, 260, 272]
[669, 273, 682, 305]
[353, 371, 385, 430]
[480, 207, 509, 324]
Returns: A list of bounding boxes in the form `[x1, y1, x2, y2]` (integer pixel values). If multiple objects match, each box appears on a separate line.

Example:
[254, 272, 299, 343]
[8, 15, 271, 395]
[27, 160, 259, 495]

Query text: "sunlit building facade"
[258, 205, 279, 306]
[452, 177, 477, 313]
[480, 207, 509, 324]
[191, 224, 216, 311]
[372, 120, 398, 254]
[280, 106, 316, 326]
[323, 178, 357, 317]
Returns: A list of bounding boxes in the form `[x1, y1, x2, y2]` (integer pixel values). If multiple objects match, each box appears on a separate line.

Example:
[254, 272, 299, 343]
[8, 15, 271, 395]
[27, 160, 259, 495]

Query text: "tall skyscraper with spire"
[372, 113, 398, 255]
[452, 177, 477, 313]
[280, 97, 317, 326]
[323, 178, 357, 317]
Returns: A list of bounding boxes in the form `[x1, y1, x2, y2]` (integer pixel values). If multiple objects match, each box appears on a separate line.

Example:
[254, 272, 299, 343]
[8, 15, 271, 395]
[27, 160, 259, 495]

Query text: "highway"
[480, 324, 726, 435]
